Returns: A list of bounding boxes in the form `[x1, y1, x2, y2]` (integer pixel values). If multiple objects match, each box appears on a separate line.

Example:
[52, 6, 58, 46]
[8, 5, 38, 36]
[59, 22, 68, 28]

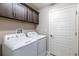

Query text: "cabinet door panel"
[25, 6, 28, 21]
[33, 11, 39, 23]
[0, 3, 5, 16]
[0, 3, 13, 18]
[28, 8, 33, 22]
[14, 3, 25, 20]
[4, 3, 13, 18]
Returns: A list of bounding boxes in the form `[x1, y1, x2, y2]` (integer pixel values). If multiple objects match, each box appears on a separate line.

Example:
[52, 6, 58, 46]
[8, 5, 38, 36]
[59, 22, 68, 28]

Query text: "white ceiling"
[31, 3, 51, 9]
[27, 3, 54, 10]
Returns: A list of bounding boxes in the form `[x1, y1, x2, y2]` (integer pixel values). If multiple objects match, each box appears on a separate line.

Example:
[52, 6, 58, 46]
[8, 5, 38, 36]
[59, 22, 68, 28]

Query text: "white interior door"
[49, 5, 77, 56]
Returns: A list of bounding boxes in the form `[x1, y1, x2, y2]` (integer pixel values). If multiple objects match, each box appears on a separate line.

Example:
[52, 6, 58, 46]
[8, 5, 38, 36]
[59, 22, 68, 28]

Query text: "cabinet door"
[25, 6, 28, 21]
[13, 3, 25, 20]
[33, 11, 39, 24]
[0, 3, 5, 16]
[4, 3, 13, 18]
[0, 3, 13, 18]
[27, 8, 33, 22]
[0, 3, 7, 17]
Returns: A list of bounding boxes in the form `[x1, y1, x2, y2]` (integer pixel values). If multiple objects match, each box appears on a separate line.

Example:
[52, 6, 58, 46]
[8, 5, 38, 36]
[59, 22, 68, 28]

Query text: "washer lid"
[31, 35, 46, 39]
[4, 37, 32, 51]
[27, 32, 46, 38]
[3, 33, 32, 51]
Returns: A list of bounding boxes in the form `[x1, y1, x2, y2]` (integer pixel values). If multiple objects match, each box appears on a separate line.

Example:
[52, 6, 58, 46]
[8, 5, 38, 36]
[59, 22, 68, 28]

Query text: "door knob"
[50, 35, 53, 37]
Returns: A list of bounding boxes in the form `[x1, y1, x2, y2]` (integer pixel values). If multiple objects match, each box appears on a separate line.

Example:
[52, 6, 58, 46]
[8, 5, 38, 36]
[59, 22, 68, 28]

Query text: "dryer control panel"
[27, 32, 38, 37]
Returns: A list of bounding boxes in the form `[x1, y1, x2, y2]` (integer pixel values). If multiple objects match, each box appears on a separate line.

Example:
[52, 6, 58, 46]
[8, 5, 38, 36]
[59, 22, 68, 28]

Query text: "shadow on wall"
[0, 44, 2, 56]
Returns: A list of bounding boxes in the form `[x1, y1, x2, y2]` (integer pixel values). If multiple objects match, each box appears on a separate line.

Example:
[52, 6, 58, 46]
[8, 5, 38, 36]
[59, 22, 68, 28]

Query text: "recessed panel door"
[49, 5, 77, 56]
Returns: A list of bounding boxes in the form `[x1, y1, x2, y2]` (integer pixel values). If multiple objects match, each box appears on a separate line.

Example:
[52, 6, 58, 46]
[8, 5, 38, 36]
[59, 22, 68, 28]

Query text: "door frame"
[49, 4, 78, 56]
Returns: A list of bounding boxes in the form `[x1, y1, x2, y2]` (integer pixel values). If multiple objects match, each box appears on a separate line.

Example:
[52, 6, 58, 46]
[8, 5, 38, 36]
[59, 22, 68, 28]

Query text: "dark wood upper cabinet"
[33, 11, 39, 24]
[0, 3, 39, 24]
[13, 3, 25, 21]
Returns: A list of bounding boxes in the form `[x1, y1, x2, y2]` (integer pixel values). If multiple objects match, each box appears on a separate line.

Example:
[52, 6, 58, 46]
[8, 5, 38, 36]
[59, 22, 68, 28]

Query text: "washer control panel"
[4, 33, 26, 41]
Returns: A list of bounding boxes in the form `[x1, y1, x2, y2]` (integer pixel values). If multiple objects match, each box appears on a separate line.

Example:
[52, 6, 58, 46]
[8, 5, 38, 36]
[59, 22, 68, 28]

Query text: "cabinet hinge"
[75, 32, 77, 36]
[76, 10, 77, 15]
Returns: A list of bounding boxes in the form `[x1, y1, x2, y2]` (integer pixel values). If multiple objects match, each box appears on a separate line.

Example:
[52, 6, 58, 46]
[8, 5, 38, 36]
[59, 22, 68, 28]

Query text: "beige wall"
[36, 6, 50, 52]
[0, 17, 36, 56]
[0, 17, 36, 30]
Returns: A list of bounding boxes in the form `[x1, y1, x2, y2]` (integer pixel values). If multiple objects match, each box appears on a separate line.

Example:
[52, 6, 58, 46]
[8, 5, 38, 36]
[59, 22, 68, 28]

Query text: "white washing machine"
[2, 32, 46, 56]
[2, 33, 38, 56]
[27, 32, 47, 56]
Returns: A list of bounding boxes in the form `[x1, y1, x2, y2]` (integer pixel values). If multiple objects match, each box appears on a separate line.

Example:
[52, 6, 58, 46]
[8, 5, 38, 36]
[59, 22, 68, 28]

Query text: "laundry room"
[0, 3, 79, 56]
